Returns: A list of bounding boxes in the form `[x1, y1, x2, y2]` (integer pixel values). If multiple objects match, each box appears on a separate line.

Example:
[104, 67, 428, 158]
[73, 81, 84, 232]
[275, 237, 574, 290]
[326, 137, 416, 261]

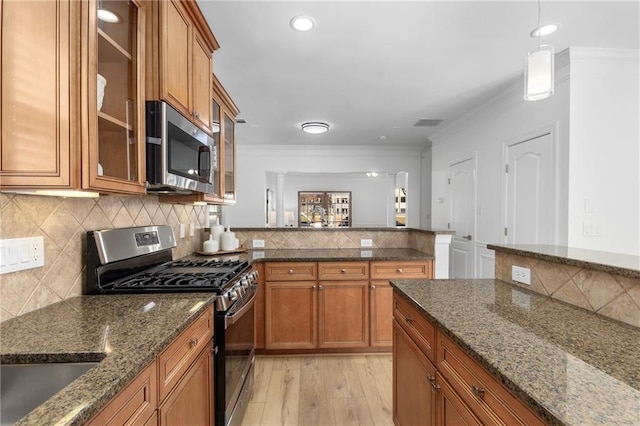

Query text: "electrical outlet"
[360, 239, 373, 247]
[252, 239, 265, 248]
[512, 265, 531, 285]
[0, 236, 44, 274]
[179, 224, 186, 239]
[189, 223, 195, 237]
[360, 250, 373, 258]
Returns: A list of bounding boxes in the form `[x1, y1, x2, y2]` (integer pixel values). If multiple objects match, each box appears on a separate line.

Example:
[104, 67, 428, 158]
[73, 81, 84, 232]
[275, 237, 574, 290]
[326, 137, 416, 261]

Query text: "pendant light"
[524, 0, 554, 101]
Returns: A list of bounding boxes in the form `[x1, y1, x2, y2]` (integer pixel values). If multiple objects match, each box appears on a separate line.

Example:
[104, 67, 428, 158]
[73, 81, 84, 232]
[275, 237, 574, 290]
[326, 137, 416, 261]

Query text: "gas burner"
[170, 259, 245, 268]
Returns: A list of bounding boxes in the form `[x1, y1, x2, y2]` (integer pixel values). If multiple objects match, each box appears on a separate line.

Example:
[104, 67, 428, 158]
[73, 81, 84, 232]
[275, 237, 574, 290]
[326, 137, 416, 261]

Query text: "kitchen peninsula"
[391, 244, 640, 425]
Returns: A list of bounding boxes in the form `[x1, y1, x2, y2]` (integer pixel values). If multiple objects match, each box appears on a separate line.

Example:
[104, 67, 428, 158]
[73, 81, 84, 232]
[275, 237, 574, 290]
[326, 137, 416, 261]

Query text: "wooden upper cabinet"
[0, 0, 79, 188]
[1, 0, 146, 195]
[84, 0, 147, 194]
[152, 0, 217, 133]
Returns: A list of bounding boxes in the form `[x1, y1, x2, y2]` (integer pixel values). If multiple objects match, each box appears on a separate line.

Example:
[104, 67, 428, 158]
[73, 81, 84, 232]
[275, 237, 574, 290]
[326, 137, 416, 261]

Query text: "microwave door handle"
[225, 289, 257, 329]
[198, 146, 211, 183]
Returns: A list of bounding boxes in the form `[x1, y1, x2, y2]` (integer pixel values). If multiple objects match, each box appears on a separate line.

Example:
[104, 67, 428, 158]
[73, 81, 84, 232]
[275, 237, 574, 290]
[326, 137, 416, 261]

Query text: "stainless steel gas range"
[85, 225, 256, 426]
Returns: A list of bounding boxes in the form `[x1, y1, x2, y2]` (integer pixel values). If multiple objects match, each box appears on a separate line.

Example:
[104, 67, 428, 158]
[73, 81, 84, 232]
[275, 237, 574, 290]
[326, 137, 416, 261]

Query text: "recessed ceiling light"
[301, 122, 329, 134]
[530, 23, 561, 38]
[98, 8, 121, 23]
[290, 15, 315, 32]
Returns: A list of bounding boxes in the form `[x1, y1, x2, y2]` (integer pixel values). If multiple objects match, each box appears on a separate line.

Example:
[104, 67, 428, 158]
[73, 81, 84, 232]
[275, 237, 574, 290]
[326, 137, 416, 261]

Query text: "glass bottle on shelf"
[94, 0, 143, 188]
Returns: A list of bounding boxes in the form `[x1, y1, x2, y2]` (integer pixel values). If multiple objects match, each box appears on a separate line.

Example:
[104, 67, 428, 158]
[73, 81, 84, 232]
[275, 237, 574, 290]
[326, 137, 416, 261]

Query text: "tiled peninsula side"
[489, 244, 640, 328]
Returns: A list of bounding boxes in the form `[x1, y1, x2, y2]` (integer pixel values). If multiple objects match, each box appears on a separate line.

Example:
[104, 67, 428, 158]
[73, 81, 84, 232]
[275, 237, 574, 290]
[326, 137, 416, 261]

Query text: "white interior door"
[505, 132, 554, 244]
[449, 158, 475, 278]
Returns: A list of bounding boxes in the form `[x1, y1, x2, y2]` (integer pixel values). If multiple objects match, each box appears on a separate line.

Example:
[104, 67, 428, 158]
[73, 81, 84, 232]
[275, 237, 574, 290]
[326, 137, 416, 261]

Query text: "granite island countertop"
[391, 278, 640, 425]
[0, 293, 216, 426]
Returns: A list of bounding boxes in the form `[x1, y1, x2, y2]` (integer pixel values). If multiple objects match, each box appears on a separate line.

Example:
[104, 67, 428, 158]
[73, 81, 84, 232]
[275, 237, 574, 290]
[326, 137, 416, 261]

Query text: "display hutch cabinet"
[0, 0, 146, 195]
[298, 191, 351, 227]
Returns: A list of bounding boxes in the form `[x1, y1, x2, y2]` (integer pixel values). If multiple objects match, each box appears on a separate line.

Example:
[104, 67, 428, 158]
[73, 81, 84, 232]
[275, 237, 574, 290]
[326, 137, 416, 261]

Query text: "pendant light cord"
[537, 0, 542, 50]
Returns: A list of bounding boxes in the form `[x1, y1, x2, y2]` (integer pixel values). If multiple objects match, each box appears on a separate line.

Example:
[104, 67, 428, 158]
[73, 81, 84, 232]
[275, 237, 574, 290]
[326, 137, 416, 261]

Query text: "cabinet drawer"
[158, 305, 213, 402]
[393, 293, 436, 363]
[265, 262, 317, 281]
[370, 261, 432, 279]
[436, 332, 545, 426]
[88, 361, 157, 426]
[318, 261, 368, 281]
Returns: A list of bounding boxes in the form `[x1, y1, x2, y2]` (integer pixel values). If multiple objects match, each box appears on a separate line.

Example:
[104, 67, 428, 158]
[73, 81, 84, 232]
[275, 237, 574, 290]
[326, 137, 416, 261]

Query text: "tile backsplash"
[0, 193, 207, 322]
[495, 251, 640, 328]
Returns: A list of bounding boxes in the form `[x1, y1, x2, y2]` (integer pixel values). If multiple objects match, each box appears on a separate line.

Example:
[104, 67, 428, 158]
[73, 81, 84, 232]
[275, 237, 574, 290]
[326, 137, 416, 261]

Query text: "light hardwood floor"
[242, 355, 393, 426]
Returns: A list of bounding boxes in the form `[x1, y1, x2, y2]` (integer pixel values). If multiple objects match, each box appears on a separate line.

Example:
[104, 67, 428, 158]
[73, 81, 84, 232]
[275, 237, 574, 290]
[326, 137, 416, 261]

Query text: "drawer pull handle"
[405, 317, 413, 325]
[397, 268, 403, 273]
[427, 376, 440, 393]
[471, 385, 485, 398]
[288, 269, 294, 274]
[341, 269, 347, 273]
[189, 338, 198, 348]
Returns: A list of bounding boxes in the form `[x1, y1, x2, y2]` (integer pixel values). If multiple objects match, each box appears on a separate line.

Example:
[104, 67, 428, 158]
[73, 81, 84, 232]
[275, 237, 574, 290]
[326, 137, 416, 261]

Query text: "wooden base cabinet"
[393, 320, 435, 426]
[370, 281, 393, 347]
[265, 281, 318, 350]
[159, 345, 214, 426]
[392, 292, 545, 426]
[318, 281, 369, 348]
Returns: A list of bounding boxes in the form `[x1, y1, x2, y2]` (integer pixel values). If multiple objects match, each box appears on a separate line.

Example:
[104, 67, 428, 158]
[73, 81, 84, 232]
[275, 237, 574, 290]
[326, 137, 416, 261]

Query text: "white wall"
[431, 47, 640, 265]
[430, 52, 571, 254]
[567, 49, 639, 255]
[223, 145, 427, 228]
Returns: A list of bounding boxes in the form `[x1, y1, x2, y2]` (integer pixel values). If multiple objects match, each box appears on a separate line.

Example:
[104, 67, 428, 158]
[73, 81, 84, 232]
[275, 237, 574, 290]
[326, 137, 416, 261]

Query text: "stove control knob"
[241, 278, 249, 288]
[229, 290, 238, 301]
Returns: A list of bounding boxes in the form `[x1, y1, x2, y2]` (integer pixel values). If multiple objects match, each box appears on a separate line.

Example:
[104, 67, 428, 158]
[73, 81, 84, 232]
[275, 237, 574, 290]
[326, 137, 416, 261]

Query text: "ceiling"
[198, 1, 639, 148]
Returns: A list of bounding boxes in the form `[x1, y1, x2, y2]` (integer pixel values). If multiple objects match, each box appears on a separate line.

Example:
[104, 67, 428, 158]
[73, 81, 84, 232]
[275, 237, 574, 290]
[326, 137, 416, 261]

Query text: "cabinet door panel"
[318, 281, 369, 348]
[192, 32, 212, 130]
[1, 0, 75, 187]
[370, 280, 393, 347]
[159, 346, 213, 426]
[393, 320, 435, 426]
[162, 0, 190, 116]
[438, 373, 482, 426]
[265, 282, 317, 349]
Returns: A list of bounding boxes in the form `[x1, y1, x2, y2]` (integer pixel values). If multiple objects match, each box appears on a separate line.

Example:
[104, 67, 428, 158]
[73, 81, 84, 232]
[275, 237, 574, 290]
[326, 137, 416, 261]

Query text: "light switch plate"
[253, 239, 265, 248]
[179, 224, 186, 239]
[189, 223, 195, 237]
[360, 239, 373, 247]
[0, 236, 44, 274]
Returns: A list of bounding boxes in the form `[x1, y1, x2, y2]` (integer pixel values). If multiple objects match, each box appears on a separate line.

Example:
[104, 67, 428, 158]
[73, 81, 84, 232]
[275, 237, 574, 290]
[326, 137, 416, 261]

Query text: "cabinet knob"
[312, 285, 317, 290]
[288, 269, 294, 274]
[189, 338, 198, 348]
[341, 269, 347, 273]
[427, 376, 441, 393]
[397, 268, 403, 273]
[405, 317, 413, 325]
[371, 285, 376, 290]
[471, 385, 485, 398]
[318, 285, 324, 290]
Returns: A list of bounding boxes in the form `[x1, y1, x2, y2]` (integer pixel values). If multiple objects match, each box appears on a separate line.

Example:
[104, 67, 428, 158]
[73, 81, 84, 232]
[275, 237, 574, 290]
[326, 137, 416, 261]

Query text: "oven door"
[216, 286, 256, 426]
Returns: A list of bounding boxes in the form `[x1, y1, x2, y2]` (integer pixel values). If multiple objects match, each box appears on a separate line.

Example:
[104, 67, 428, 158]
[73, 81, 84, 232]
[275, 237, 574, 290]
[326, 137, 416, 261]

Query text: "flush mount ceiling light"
[524, 0, 555, 101]
[301, 122, 329, 134]
[530, 23, 560, 38]
[290, 15, 315, 32]
[97, 8, 121, 23]
[366, 172, 379, 177]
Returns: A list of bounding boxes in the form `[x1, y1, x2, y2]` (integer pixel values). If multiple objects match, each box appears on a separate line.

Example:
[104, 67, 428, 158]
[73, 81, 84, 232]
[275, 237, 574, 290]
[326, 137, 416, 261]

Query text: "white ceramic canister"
[210, 217, 224, 245]
[220, 226, 236, 251]
[202, 234, 219, 253]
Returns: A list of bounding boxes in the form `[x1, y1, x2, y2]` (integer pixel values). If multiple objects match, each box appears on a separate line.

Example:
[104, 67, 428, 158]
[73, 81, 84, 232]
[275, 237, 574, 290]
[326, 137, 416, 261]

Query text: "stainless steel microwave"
[145, 101, 216, 194]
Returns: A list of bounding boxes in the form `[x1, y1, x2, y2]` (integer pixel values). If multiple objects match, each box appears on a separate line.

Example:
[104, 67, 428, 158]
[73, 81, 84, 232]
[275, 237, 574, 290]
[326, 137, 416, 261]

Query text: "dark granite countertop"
[0, 293, 216, 426]
[218, 226, 455, 235]
[488, 244, 640, 278]
[391, 278, 640, 426]
[245, 247, 435, 262]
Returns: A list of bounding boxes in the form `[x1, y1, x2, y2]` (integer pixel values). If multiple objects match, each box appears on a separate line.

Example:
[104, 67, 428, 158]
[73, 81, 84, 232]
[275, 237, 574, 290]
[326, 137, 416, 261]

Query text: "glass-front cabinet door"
[223, 112, 236, 202]
[86, 0, 146, 194]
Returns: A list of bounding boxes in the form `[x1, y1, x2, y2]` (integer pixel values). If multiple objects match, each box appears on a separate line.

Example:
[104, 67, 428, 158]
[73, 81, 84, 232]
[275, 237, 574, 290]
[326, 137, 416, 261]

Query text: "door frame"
[501, 122, 559, 245]
[447, 154, 477, 278]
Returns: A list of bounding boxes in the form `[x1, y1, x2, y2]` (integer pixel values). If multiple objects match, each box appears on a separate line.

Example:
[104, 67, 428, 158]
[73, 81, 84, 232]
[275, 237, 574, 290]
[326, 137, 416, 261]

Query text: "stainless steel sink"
[0, 362, 98, 425]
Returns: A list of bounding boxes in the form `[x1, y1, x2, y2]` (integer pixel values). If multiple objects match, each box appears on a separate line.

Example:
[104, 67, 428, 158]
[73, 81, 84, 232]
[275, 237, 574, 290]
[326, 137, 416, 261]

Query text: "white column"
[276, 172, 285, 228]
[434, 234, 453, 279]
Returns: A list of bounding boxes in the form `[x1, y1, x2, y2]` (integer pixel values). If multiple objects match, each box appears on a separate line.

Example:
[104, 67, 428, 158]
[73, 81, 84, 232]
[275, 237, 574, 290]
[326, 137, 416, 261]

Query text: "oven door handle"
[225, 289, 257, 329]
